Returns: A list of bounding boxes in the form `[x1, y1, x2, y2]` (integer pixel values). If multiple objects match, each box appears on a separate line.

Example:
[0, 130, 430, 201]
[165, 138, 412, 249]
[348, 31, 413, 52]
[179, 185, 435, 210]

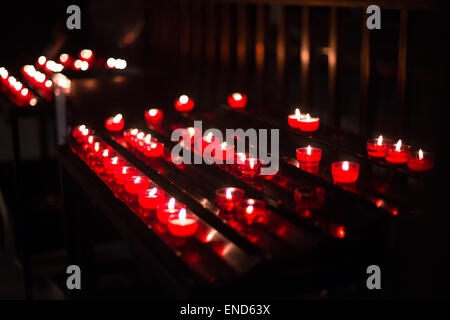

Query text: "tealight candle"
[103, 156, 126, 174]
[72, 125, 87, 140]
[407, 149, 434, 172]
[144, 108, 164, 125]
[113, 166, 138, 185]
[215, 187, 245, 213]
[213, 142, 235, 162]
[156, 198, 186, 224]
[105, 113, 124, 132]
[143, 141, 164, 158]
[174, 95, 194, 112]
[287, 108, 305, 128]
[77, 128, 91, 144]
[385, 140, 411, 164]
[237, 157, 262, 178]
[167, 209, 198, 237]
[367, 135, 391, 158]
[238, 199, 266, 225]
[124, 175, 149, 195]
[298, 113, 320, 132]
[331, 161, 359, 184]
[138, 187, 165, 210]
[227, 92, 247, 108]
[296, 145, 322, 167]
[294, 186, 326, 210]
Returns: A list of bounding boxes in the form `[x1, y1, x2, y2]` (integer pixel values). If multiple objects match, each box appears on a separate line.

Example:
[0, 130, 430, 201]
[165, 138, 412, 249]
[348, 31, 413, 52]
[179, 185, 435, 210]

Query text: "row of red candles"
[21, 65, 53, 100]
[0, 66, 38, 107]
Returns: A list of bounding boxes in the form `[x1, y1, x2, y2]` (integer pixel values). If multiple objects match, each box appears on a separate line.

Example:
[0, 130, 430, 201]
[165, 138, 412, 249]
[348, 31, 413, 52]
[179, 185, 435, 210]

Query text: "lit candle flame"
[188, 127, 195, 137]
[178, 208, 187, 221]
[130, 128, 138, 135]
[145, 134, 152, 144]
[221, 142, 227, 150]
[239, 153, 247, 162]
[307, 145, 312, 155]
[29, 98, 37, 106]
[179, 95, 189, 104]
[232, 93, 242, 101]
[248, 199, 255, 205]
[342, 161, 349, 171]
[102, 150, 109, 157]
[79, 125, 86, 131]
[305, 113, 311, 121]
[295, 108, 301, 120]
[80, 49, 93, 60]
[38, 56, 46, 65]
[151, 143, 157, 149]
[246, 205, 254, 215]
[137, 132, 145, 140]
[148, 187, 157, 197]
[134, 176, 141, 184]
[249, 158, 255, 169]
[60, 54, 68, 63]
[82, 128, 89, 136]
[112, 157, 118, 165]
[149, 109, 157, 117]
[113, 114, 122, 123]
[226, 188, 233, 200]
[205, 132, 213, 143]
[94, 142, 100, 152]
[21, 88, 28, 96]
[168, 198, 175, 210]
[419, 149, 423, 160]
[122, 167, 128, 174]
[377, 135, 383, 146]
[88, 136, 94, 144]
[395, 139, 402, 152]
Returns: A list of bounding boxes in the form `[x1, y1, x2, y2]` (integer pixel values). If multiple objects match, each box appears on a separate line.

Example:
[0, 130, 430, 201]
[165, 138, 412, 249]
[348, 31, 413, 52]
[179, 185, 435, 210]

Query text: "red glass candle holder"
[366, 136, 391, 158]
[105, 114, 124, 132]
[331, 161, 360, 184]
[138, 187, 166, 210]
[113, 166, 138, 185]
[294, 186, 326, 210]
[287, 109, 305, 128]
[175, 95, 194, 112]
[237, 157, 262, 178]
[144, 108, 163, 125]
[298, 114, 320, 132]
[156, 198, 186, 224]
[143, 142, 164, 157]
[228, 92, 247, 108]
[124, 175, 150, 195]
[72, 125, 87, 140]
[238, 199, 266, 225]
[167, 209, 198, 237]
[215, 187, 245, 213]
[407, 150, 434, 172]
[385, 141, 411, 164]
[296, 146, 322, 167]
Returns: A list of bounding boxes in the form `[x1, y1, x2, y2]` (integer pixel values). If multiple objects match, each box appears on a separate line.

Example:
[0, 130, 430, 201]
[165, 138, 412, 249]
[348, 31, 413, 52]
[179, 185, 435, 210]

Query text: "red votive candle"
[143, 141, 164, 158]
[167, 208, 198, 237]
[113, 166, 138, 185]
[137, 134, 157, 152]
[75, 127, 91, 143]
[407, 149, 434, 172]
[72, 125, 87, 140]
[138, 187, 165, 210]
[175, 95, 194, 112]
[238, 157, 262, 178]
[144, 108, 163, 125]
[294, 186, 326, 210]
[367, 135, 391, 158]
[213, 143, 235, 162]
[238, 199, 266, 225]
[385, 140, 411, 164]
[228, 92, 247, 108]
[331, 161, 360, 184]
[103, 156, 126, 174]
[124, 175, 149, 195]
[124, 128, 139, 144]
[298, 113, 320, 132]
[195, 133, 215, 152]
[79, 49, 94, 63]
[296, 145, 322, 167]
[105, 113, 124, 132]
[215, 187, 245, 212]
[287, 108, 305, 128]
[156, 198, 186, 224]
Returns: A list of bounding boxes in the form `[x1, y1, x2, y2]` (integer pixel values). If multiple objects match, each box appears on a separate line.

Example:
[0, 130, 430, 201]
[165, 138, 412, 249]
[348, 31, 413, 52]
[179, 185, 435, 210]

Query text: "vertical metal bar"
[397, 9, 408, 134]
[237, 2, 247, 82]
[328, 7, 338, 127]
[220, 3, 231, 67]
[255, 4, 265, 105]
[360, 11, 371, 137]
[276, 5, 286, 106]
[300, 6, 310, 107]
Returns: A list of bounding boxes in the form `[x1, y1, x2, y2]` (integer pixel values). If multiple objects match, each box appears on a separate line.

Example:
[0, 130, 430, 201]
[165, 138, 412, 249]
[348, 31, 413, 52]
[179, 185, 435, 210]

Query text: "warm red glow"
[113, 113, 122, 123]
[246, 205, 254, 215]
[21, 88, 28, 96]
[60, 54, 69, 63]
[375, 199, 383, 208]
[337, 226, 346, 238]
[392, 209, 399, 216]
[80, 49, 93, 60]
[232, 93, 242, 101]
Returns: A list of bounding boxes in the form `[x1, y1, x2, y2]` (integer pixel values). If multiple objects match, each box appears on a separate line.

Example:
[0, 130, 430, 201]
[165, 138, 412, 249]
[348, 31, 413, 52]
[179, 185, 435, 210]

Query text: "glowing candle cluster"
[0, 67, 38, 107]
[287, 108, 320, 132]
[21, 65, 53, 100]
[71, 125, 198, 238]
[123, 128, 164, 158]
